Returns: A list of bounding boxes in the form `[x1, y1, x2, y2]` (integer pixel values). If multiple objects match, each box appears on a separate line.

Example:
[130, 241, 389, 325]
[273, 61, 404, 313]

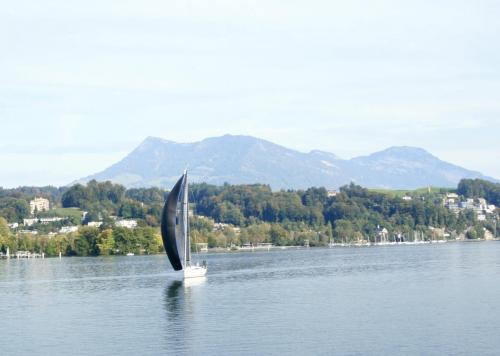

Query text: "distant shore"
[1, 238, 498, 260]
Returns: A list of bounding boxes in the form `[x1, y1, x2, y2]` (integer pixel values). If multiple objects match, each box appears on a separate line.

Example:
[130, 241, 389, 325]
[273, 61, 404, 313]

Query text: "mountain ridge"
[77, 134, 497, 189]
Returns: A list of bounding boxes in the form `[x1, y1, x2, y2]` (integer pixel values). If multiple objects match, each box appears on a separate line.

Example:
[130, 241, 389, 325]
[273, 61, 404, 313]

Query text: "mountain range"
[78, 135, 497, 190]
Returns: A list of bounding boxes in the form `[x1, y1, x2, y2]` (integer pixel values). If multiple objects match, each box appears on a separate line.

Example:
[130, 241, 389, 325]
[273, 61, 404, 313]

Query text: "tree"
[458, 179, 500, 205]
[0, 217, 11, 253]
[46, 235, 71, 256]
[141, 228, 163, 254]
[119, 200, 146, 219]
[112, 227, 135, 254]
[74, 227, 99, 256]
[0, 198, 30, 222]
[217, 202, 245, 226]
[0, 217, 9, 238]
[97, 229, 115, 255]
[270, 224, 288, 246]
[334, 219, 354, 243]
[62, 184, 90, 208]
[240, 223, 270, 245]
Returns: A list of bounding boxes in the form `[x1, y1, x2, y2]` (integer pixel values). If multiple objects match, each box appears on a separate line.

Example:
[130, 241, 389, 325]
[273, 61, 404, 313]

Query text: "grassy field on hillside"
[39, 207, 84, 220]
[368, 187, 455, 197]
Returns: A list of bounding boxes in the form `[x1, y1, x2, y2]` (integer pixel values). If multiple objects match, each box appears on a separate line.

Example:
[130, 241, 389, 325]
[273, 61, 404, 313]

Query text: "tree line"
[0, 178, 498, 255]
[457, 179, 500, 206]
[0, 217, 163, 257]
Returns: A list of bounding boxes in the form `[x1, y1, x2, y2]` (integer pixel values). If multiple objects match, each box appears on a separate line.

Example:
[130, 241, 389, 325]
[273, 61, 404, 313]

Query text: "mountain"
[77, 135, 497, 190]
[347, 147, 492, 189]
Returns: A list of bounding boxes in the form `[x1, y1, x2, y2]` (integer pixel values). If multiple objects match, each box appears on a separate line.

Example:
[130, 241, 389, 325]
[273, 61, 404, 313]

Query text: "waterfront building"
[195, 243, 208, 252]
[376, 227, 388, 242]
[484, 228, 495, 240]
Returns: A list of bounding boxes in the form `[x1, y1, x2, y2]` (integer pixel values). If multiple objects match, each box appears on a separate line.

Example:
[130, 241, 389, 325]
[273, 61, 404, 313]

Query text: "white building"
[213, 222, 229, 231]
[484, 228, 495, 240]
[87, 221, 103, 228]
[60, 226, 79, 234]
[327, 190, 337, 197]
[376, 227, 389, 242]
[402, 196, 412, 201]
[447, 203, 460, 214]
[30, 197, 50, 215]
[116, 219, 138, 229]
[8, 222, 19, 229]
[23, 218, 39, 227]
[195, 243, 208, 252]
[444, 197, 456, 205]
[460, 200, 474, 209]
[40, 217, 63, 224]
[18, 230, 38, 235]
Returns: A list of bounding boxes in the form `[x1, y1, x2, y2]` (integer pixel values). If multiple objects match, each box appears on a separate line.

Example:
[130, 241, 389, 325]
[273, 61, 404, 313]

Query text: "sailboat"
[161, 170, 207, 279]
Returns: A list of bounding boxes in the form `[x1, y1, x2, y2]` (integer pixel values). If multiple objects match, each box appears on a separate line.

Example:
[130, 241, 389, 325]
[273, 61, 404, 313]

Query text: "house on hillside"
[23, 218, 39, 227]
[87, 221, 103, 228]
[60, 226, 79, 233]
[116, 219, 137, 229]
[39, 217, 63, 224]
[30, 197, 50, 215]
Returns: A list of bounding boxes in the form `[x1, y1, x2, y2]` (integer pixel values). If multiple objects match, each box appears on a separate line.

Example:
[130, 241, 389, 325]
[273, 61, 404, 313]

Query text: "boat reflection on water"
[163, 277, 207, 353]
[164, 277, 207, 316]
[164, 280, 184, 316]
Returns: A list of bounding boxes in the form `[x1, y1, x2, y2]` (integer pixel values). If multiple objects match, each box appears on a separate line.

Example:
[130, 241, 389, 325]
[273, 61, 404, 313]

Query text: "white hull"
[183, 265, 207, 279]
[184, 276, 207, 287]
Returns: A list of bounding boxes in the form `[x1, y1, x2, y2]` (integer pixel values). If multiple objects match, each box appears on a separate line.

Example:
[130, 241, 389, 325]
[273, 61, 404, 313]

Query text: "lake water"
[1, 242, 499, 355]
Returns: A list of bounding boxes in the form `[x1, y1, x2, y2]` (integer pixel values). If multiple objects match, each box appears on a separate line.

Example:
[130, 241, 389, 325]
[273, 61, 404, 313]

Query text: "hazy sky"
[1, 0, 499, 187]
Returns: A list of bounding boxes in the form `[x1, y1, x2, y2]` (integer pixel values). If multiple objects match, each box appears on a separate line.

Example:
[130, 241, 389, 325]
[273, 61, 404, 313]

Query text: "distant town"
[0, 178, 498, 258]
[11, 196, 138, 234]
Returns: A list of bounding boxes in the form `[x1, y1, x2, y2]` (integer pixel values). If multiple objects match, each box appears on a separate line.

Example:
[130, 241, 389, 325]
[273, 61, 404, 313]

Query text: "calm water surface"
[1, 242, 500, 355]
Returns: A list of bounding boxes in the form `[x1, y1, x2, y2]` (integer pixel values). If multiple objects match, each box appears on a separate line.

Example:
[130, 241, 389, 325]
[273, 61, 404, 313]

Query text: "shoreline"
[2, 239, 498, 259]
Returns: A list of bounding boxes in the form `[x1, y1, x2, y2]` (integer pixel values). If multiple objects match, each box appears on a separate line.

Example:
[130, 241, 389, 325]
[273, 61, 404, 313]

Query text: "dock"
[0, 249, 45, 259]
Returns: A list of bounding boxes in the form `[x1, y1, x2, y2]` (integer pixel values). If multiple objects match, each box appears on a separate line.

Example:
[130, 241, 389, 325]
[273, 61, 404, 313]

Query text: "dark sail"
[161, 175, 184, 271]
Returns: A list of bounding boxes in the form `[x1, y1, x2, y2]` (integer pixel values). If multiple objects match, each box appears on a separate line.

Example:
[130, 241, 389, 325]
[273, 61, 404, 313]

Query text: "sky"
[1, 0, 499, 187]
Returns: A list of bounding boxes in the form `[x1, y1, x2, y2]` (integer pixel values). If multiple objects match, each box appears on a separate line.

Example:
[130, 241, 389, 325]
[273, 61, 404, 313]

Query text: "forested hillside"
[0, 179, 498, 256]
